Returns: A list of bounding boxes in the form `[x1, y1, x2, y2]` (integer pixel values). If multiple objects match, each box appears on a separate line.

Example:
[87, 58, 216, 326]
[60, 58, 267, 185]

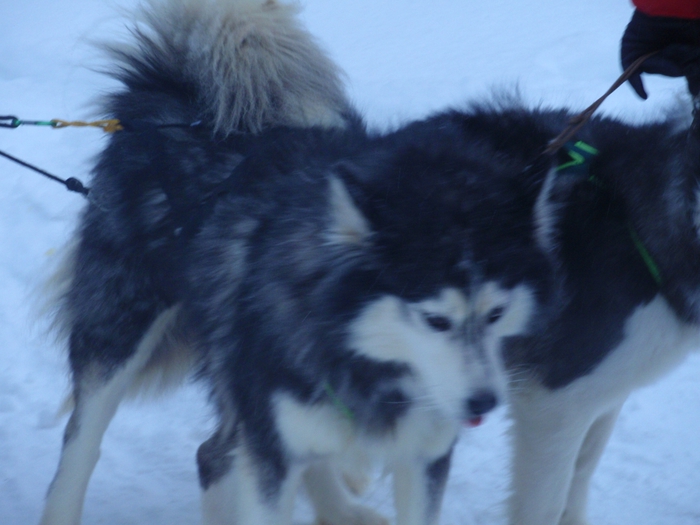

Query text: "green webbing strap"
[323, 382, 355, 421]
[627, 224, 663, 286]
[555, 140, 662, 287]
[556, 140, 600, 175]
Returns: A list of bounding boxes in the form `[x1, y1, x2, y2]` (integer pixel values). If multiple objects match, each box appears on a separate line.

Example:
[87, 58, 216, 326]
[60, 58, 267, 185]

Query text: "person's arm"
[621, 1, 700, 98]
[632, 0, 700, 19]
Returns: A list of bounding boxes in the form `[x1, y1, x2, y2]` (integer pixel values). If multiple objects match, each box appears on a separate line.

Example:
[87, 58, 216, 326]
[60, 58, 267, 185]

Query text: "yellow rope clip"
[51, 119, 124, 133]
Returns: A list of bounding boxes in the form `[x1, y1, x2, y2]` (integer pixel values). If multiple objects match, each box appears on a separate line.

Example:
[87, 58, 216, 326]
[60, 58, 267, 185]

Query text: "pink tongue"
[465, 416, 483, 427]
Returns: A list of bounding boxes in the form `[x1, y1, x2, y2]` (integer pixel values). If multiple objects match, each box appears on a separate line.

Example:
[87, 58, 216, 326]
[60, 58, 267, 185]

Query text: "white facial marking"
[348, 283, 534, 422]
[487, 283, 536, 338]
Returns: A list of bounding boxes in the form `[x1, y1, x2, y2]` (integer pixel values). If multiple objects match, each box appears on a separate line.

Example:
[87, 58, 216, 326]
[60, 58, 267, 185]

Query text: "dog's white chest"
[578, 295, 700, 404]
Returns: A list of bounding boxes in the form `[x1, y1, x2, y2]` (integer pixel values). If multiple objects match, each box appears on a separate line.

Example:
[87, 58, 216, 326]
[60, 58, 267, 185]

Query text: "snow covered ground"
[1, 1, 699, 524]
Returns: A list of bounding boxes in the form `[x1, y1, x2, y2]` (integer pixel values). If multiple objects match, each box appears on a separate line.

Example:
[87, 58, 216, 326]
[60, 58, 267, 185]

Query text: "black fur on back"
[59, 9, 557, 488]
[185, 117, 557, 438]
[65, 0, 700, 398]
[455, 104, 700, 388]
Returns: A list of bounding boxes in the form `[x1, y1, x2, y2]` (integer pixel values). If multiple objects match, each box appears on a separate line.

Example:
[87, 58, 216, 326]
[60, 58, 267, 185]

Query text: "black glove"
[621, 9, 700, 99]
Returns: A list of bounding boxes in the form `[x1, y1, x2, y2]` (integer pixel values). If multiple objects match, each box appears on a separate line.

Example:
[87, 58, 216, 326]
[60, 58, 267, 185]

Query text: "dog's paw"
[316, 504, 389, 525]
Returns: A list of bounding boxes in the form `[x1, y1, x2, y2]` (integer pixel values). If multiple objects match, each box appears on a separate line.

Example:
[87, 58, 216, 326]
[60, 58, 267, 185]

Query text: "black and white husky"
[469, 105, 700, 525]
[39, 1, 553, 525]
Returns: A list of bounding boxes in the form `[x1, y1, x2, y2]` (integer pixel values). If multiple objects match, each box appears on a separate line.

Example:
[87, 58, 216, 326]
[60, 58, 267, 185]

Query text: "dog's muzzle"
[464, 389, 498, 427]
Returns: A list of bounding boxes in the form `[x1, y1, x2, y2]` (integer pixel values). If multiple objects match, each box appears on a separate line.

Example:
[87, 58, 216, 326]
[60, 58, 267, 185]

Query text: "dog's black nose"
[467, 390, 498, 417]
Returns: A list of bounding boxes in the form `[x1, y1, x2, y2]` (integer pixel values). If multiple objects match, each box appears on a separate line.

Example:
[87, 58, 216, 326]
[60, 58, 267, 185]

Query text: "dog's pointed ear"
[532, 159, 582, 255]
[326, 169, 372, 246]
[519, 152, 557, 203]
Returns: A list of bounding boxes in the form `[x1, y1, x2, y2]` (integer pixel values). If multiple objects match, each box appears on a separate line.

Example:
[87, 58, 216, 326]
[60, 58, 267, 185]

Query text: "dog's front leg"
[199, 426, 303, 525]
[559, 403, 624, 525]
[507, 386, 595, 525]
[392, 448, 453, 525]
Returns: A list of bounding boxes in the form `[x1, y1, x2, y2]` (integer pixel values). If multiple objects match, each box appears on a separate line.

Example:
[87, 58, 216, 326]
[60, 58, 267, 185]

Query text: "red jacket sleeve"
[632, 0, 700, 18]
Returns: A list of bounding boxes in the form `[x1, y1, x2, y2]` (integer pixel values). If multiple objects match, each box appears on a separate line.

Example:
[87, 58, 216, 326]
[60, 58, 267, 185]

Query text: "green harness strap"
[323, 382, 355, 421]
[627, 225, 663, 286]
[556, 140, 600, 175]
[556, 140, 662, 286]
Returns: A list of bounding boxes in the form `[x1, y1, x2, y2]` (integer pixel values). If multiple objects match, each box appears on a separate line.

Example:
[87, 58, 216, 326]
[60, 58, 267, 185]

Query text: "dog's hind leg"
[199, 426, 305, 525]
[559, 403, 625, 525]
[303, 461, 389, 525]
[39, 306, 180, 525]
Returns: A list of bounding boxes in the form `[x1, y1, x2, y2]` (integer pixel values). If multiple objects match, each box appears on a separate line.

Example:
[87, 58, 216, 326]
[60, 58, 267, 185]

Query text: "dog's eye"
[486, 306, 505, 324]
[424, 314, 452, 332]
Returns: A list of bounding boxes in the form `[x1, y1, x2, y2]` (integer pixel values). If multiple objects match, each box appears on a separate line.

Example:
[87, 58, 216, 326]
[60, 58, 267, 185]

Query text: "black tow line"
[0, 148, 90, 197]
[0, 116, 202, 204]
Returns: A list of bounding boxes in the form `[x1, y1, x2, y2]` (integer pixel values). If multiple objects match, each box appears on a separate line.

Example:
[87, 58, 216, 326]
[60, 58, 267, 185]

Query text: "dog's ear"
[532, 161, 582, 256]
[326, 171, 373, 247]
[518, 151, 557, 204]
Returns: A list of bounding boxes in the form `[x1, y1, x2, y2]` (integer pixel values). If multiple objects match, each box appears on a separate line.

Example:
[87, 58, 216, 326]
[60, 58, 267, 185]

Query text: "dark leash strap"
[0, 52, 671, 204]
[0, 118, 202, 202]
[545, 51, 658, 156]
[0, 148, 90, 197]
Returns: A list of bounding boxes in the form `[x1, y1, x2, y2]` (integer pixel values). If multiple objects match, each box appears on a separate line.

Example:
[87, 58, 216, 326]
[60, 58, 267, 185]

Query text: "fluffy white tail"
[120, 0, 353, 134]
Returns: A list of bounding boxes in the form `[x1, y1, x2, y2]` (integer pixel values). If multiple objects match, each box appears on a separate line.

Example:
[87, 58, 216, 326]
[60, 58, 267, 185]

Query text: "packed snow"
[1, 1, 698, 524]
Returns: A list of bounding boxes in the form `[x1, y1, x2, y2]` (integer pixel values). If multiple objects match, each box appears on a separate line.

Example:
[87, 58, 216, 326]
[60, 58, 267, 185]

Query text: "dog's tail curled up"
[108, 0, 354, 134]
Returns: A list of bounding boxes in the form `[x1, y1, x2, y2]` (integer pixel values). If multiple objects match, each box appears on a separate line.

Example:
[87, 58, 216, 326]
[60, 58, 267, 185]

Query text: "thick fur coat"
[40, 2, 554, 525]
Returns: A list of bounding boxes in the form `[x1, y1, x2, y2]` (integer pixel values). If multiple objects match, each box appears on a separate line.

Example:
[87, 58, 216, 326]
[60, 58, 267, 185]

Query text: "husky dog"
[39, 1, 554, 525]
[441, 104, 700, 525]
